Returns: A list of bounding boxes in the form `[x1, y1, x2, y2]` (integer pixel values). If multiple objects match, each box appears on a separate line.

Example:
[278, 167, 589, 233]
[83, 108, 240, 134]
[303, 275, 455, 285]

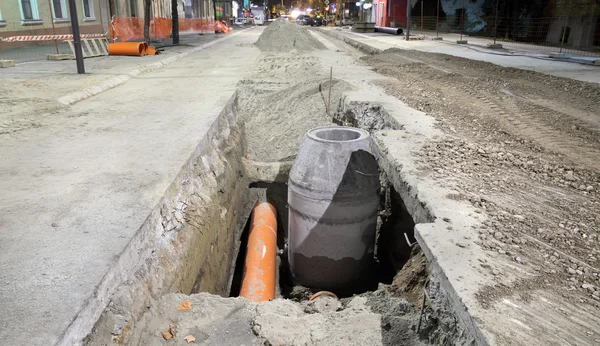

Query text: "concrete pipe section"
[288, 126, 380, 294]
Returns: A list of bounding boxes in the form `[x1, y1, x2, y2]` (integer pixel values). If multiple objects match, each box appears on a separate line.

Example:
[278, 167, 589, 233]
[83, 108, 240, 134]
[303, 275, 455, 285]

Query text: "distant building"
[0, 0, 215, 49]
[0, 0, 111, 49]
[372, 0, 599, 50]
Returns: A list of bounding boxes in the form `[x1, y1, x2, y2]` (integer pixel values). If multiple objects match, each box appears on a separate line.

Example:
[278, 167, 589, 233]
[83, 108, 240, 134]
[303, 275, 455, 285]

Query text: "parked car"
[313, 16, 324, 26]
[296, 15, 315, 26]
[254, 16, 265, 25]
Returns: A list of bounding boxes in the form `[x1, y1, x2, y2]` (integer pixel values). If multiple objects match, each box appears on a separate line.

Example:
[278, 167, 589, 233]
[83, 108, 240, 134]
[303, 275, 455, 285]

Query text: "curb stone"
[57, 28, 252, 106]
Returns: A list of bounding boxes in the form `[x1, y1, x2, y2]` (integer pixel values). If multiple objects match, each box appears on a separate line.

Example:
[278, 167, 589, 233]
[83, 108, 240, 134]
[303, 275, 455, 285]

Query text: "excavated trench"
[84, 83, 471, 345]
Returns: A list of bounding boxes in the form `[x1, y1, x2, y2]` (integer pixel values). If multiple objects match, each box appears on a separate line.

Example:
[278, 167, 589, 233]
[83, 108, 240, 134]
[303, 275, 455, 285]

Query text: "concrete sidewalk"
[404, 29, 600, 59]
[0, 33, 227, 135]
[0, 28, 261, 346]
[323, 28, 600, 84]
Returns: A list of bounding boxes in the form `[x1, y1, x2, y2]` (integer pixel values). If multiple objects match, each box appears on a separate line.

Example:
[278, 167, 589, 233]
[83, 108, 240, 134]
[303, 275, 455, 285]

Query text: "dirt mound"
[255, 19, 326, 52]
[240, 79, 353, 162]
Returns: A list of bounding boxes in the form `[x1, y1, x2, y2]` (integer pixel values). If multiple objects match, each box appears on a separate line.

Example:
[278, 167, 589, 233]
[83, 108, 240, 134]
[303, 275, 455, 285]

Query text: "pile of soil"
[240, 79, 353, 162]
[255, 19, 326, 52]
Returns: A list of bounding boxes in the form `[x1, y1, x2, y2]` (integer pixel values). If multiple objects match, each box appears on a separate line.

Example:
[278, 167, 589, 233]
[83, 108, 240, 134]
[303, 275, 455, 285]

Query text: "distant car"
[313, 16, 324, 26]
[296, 15, 315, 26]
[254, 16, 264, 25]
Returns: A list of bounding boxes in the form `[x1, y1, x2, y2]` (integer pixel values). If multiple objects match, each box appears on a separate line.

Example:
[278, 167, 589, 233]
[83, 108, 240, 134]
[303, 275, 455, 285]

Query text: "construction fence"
[0, 0, 219, 63]
[403, 0, 600, 57]
[111, 16, 215, 42]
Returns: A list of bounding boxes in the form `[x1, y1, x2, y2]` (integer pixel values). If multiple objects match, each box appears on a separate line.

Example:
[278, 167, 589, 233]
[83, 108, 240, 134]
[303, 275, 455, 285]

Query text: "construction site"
[1, 2, 600, 345]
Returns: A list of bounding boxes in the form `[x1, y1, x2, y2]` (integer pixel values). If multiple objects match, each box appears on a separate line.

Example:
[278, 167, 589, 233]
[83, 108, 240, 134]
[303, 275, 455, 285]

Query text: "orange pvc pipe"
[240, 202, 277, 302]
[107, 42, 145, 56]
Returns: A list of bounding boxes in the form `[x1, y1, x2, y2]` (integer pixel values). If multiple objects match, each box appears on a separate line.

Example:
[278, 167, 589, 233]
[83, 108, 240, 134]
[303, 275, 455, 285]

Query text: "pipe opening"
[310, 127, 365, 142]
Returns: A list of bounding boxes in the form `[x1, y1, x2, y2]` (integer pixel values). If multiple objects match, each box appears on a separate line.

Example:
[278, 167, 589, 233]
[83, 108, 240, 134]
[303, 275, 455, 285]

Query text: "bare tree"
[172, 0, 180, 44]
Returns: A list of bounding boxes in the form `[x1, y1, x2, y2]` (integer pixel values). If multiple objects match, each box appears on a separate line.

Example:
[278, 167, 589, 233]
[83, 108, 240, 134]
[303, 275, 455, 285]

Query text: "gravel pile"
[365, 48, 600, 310]
[255, 19, 326, 52]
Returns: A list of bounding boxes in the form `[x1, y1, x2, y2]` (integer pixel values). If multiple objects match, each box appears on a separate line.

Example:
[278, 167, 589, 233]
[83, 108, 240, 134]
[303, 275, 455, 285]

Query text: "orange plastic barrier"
[239, 202, 277, 302]
[1, 33, 105, 42]
[107, 42, 146, 56]
[215, 21, 231, 34]
[111, 16, 218, 42]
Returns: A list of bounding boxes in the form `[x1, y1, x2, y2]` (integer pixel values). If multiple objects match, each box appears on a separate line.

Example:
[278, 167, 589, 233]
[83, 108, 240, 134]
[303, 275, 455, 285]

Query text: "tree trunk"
[172, 0, 180, 44]
[144, 0, 151, 42]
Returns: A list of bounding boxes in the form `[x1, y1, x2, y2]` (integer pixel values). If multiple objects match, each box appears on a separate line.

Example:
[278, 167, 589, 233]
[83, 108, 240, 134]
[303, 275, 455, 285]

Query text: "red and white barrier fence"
[1, 33, 106, 42]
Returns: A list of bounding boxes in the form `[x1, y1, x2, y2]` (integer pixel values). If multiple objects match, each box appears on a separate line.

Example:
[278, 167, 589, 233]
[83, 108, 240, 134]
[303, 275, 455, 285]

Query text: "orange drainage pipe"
[146, 46, 157, 55]
[309, 291, 339, 301]
[240, 202, 277, 302]
[107, 42, 146, 56]
[146, 46, 158, 55]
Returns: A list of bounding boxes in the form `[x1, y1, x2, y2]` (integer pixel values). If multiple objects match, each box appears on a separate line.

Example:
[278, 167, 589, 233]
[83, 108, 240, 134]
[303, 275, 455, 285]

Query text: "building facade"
[1, 0, 216, 50]
[0, 0, 111, 46]
[377, 0, 599, 50]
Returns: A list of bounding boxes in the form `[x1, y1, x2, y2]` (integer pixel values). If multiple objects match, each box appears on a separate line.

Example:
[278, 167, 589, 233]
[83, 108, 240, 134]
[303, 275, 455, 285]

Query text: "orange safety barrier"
[1, 33, 105, 42]
[107, 42, 146, 56]
[240, 202, 277, 302]
[111, 16, 218, 43]
[152, 17, 172, 40]
[215, 21, 232, 34]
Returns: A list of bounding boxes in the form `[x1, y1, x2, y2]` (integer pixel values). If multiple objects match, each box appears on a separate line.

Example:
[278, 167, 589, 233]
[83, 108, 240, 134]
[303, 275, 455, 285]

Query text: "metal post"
[47, 0, 59, 54]
[460, 0, 464, 41]
[420, 0, 423, 31]
[405, 0, 411, 40]
[436, 0, 439, 38]
[328, 67, 332, 115]
[68, 0, 85, 74]
[559, 0, 571, 53]
[493, 0, 499, 44]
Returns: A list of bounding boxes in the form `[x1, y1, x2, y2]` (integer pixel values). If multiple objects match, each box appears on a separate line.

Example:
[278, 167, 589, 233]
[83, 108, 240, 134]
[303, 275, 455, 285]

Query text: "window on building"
[82, 0, 95, 19]
[20, 0, 41, 21]
[129, 0, 138, 17]
[52, 0, 68, 19]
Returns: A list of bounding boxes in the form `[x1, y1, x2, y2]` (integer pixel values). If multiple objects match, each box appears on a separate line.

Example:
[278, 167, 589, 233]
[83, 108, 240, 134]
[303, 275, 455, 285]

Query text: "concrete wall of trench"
[81, 93, 254, 345]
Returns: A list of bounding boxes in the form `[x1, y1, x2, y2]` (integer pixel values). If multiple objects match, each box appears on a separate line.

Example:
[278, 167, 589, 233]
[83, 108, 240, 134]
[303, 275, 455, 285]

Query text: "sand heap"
[240, 79, 352, 162]
[255, 19, 326, 52]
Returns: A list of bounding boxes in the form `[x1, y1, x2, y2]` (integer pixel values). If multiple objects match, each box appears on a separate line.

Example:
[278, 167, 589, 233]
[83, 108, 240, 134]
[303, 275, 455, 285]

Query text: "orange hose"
[240, 202, 277, 302]
[107, 42, 145, 56]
